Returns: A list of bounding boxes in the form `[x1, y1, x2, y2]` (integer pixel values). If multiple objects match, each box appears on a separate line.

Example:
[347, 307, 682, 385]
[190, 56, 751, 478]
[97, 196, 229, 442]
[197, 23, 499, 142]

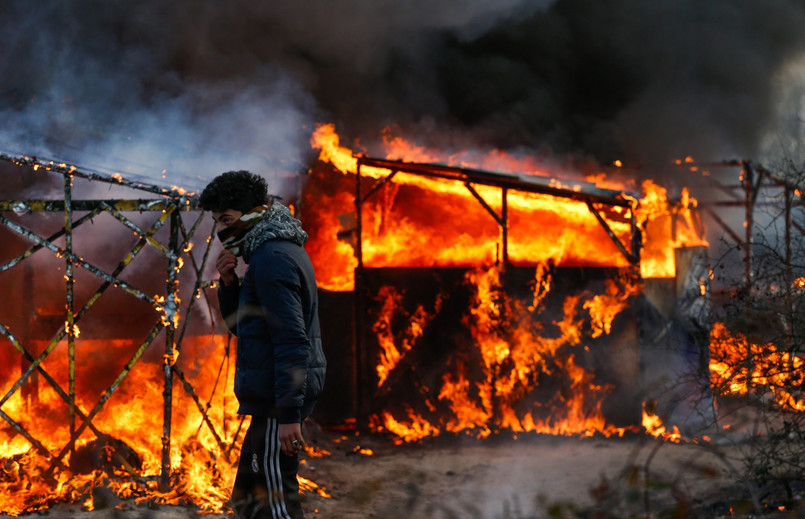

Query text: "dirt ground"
[11, 422, 779, 519]
[299, 430, 736, 519]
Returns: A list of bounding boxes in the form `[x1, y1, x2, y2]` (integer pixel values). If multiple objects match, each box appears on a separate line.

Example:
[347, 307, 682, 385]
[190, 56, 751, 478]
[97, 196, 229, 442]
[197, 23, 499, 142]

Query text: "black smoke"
[2, 0, 805, 193]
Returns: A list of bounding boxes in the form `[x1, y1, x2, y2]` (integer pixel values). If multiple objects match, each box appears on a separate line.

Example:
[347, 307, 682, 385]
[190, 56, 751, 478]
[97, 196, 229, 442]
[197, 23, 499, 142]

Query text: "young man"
[200, 170, 326, 519]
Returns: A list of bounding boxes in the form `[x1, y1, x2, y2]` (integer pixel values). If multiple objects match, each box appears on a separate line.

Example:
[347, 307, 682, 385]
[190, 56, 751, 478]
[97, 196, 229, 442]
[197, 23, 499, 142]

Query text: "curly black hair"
[199, 170, 269, 213]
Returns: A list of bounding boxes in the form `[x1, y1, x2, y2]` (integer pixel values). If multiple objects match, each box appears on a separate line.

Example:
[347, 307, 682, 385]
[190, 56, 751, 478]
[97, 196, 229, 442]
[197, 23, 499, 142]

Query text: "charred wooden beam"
[0, 199, 199, 212]
[100, 201, 177, 260]
[355, 163, 364, 268]
[64, 174, 77, 459]
[0, 151, 200, 202]
[173, 366, 227, 453]
[501, 188, 509, 265]
[356, 170, 399, 205]
[586, 201, 639, 265]
[463, 182, 509, 265]
[0, 212, 160, 304]
[0, 209, 100, 272]
[703, 206, 743, 246]
[175, 214, 217, 348]
[0, 407, 54, 461]
[160, 211, 181, 491]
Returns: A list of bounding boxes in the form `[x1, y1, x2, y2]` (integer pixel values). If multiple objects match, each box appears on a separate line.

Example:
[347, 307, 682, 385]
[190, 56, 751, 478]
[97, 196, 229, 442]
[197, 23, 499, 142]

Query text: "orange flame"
[369, 265, 641, 442]
[642, 404, 683, 443]
[305, 124, 715, 445]
[0, 336, 275, 514]
[308, 124, 705, 292]
[709, 322, 805, 411]
[373, 286, 444, 386]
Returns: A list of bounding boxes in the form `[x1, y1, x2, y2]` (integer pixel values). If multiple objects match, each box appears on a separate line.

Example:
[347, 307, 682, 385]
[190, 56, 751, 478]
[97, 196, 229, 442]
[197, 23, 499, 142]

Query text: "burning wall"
[357, 266, 644, 443]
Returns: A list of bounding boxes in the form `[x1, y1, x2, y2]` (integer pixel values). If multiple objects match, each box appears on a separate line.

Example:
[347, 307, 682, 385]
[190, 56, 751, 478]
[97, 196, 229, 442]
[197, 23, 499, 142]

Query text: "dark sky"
[2, 0, 805, 194]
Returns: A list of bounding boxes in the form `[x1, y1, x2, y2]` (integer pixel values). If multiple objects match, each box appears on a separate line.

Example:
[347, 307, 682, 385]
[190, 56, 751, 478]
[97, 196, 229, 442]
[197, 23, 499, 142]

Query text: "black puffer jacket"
[217, 207, 325, 423]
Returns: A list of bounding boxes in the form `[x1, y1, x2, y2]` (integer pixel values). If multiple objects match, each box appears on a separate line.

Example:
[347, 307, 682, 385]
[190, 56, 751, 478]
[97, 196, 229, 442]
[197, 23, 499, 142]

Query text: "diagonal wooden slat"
[0, 213, 158, 304]
[0, 323, 101, 461]
[0, 209, 101, 273]
[173, 366, 227, 453]
[100, 201, 176, 259]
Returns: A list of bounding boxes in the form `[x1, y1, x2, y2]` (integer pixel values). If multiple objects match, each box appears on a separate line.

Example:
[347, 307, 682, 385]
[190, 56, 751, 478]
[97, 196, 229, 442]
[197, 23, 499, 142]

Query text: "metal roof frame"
[354, 155, 642, 267]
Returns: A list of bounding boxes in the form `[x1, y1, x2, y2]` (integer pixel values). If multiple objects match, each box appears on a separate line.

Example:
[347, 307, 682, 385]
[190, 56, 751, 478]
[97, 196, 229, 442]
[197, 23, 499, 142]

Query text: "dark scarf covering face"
[217, 202, 308, 262]
[216, 205, 268, 257]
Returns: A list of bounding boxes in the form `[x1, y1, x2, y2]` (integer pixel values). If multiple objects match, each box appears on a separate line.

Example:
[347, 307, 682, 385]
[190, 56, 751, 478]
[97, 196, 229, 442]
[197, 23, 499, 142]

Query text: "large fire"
[0, 335, 240, 515]
[303, 123, 714, 443]
[367, 265, 646, 443]
[2, 123, 784, 516]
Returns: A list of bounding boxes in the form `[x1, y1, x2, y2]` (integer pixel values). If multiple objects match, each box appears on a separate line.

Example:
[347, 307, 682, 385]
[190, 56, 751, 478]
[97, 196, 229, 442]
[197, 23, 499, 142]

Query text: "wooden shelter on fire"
[347, 156, 648, 435]
[342, 155, 804, 438]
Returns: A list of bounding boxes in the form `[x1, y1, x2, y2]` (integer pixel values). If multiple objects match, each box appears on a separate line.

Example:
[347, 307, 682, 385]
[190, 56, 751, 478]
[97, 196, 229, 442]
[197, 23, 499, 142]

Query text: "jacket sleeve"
[253, 250, 309, 423]
[217, 278, 240, 335]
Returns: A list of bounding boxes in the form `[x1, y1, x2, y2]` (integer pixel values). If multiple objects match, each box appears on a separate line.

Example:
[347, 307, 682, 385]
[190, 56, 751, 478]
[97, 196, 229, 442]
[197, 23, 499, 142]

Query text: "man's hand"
[216, 249, 238, 286]
[279, 422, 304, 456]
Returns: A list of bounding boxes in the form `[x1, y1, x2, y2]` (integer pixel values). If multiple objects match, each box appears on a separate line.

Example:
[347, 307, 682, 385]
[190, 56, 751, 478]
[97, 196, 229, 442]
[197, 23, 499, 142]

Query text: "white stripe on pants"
[263, 417, 291, 519]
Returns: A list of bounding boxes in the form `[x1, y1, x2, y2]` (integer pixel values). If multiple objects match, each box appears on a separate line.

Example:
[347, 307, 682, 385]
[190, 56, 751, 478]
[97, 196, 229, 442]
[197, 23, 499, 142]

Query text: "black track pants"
[231, 417, 302, 519]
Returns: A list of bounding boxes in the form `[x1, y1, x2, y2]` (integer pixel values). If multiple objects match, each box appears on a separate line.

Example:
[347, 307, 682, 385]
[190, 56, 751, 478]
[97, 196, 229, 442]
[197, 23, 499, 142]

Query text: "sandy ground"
[11, 423, 766, 519]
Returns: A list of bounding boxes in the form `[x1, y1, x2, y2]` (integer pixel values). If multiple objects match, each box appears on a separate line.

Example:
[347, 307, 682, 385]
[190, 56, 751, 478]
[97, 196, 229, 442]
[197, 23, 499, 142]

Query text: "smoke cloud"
[2, 0, 805, 194]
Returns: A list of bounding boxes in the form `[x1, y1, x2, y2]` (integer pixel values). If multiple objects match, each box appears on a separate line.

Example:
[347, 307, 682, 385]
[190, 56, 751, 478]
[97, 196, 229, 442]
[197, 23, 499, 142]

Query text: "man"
[199, 170, 326, 519]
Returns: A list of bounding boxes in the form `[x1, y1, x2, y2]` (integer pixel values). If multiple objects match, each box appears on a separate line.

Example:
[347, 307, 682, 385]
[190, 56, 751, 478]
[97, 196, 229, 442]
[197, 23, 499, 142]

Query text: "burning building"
[303, 125, 712, 441]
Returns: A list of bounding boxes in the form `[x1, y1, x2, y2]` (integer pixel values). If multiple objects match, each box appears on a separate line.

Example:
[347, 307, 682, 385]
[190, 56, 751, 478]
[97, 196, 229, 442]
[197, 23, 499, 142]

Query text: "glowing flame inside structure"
[304, 124, 712, 443]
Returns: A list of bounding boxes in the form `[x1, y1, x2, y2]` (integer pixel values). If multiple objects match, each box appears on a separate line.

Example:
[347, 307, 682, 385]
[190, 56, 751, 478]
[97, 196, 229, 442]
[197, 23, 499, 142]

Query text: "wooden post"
[500, 188, 509, 266]
[160, 208, 180, 491]
[64, 174, 77, 458]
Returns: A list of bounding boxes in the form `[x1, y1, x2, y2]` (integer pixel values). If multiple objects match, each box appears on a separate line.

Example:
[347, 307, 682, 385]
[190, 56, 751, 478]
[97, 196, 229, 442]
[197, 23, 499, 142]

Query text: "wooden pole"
[63, 174, 77, 459]
[160, 208, 180, 491]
